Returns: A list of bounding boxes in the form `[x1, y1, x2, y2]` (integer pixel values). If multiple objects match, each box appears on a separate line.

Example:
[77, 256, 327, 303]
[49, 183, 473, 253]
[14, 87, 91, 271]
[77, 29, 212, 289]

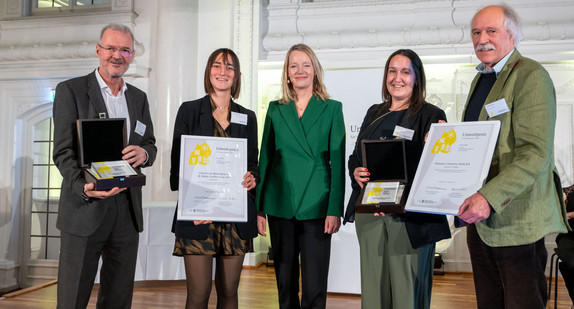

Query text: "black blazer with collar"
[52, 70, 157, 237]
[170, 95, 259, 240]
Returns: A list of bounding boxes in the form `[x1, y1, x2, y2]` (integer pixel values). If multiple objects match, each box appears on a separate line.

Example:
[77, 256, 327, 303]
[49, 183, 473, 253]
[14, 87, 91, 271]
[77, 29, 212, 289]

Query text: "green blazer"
[463, 49, 568, 247]
[257, 95, 346, 220]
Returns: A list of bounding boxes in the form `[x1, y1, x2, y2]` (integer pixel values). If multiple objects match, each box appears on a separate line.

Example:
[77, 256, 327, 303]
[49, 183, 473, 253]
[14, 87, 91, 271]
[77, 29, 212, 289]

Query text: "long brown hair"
[204, 48, 241, 99]
[381, 49, 426, 115]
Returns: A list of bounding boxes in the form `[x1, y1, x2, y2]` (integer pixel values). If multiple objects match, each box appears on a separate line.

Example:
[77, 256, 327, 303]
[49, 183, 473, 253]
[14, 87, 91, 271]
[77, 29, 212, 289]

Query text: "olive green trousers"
[355, 213, 435, 309]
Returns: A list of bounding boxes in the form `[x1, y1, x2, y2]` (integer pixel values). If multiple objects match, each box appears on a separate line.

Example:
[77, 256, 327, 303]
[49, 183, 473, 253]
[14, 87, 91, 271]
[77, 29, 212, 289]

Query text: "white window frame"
[32, 0, 111, 16]
[14, 102, 60, 288]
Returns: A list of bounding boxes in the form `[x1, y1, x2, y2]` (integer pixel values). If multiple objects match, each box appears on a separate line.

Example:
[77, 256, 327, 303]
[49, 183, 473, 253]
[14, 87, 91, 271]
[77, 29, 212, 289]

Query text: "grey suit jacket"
[53, 70, 157, 237]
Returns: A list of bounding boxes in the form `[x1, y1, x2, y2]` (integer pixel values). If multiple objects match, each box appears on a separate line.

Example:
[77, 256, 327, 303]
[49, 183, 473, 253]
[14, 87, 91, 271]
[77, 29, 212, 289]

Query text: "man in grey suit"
[52, 23, 157, 309]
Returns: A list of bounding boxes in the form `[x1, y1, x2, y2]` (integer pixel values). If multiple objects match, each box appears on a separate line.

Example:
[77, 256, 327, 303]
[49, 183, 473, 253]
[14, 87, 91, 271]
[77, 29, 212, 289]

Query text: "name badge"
[231, 112, 248, 126]
[485, 98, 510, 118]
[135, 120, 146, 137]
[393, 125, 414, 141]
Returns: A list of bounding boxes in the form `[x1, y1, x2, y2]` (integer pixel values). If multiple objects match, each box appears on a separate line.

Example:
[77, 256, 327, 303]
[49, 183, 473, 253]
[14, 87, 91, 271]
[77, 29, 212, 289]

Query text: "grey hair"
[500, 4, 523, 45]
[99, 23, 135, 49]
[473, 4, 523, 46]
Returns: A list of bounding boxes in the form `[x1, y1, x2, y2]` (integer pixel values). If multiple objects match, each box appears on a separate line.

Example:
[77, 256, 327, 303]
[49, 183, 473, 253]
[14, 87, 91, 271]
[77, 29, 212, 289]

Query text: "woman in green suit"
[257, 44, 346, 309]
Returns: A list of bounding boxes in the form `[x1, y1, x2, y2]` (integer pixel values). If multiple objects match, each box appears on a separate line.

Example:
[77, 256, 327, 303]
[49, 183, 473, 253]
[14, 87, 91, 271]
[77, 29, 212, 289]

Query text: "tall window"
[30, 117, 61, 260]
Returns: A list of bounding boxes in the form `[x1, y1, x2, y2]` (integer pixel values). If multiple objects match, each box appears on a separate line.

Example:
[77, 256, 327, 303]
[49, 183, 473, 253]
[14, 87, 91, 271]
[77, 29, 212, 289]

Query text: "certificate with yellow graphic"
[405, 121, 500, 215]
[177, 135, 247, 222]
[362, 181, 401, 204]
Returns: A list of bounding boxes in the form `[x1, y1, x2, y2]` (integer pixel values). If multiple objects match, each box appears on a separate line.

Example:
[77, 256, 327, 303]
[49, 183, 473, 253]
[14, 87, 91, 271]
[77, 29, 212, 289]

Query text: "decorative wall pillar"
[147, 0, 199, 202]
[233, 0, 265, 266]
[234, 0, 259, 112]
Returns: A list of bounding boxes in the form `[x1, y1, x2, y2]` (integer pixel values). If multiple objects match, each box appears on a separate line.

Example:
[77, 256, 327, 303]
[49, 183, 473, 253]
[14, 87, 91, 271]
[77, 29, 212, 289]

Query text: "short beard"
[110, 72, 125, 78]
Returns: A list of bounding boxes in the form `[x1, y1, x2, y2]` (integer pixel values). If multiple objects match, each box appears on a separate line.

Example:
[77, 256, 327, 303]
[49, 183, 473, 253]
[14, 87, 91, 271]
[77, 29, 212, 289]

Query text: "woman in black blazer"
[345, 49, 450, 309]
[169, 48, 259, 309]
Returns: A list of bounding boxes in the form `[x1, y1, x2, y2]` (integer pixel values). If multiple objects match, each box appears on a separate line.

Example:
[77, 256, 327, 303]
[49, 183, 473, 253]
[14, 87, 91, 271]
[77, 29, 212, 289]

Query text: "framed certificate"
[355, 139, 410, 214]
[405, 121, 501, 215]
[177, 135, 248, 222]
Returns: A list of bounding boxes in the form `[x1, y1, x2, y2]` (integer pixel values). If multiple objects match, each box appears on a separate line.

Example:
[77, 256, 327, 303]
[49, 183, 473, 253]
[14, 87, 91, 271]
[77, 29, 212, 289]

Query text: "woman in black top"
[170, 48, 258, 309]
[345, 49, 450, 309]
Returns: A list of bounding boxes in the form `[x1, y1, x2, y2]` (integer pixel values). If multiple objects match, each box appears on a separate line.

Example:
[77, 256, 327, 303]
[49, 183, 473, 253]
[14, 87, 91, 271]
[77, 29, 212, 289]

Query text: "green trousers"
[355, 213, 435, 309]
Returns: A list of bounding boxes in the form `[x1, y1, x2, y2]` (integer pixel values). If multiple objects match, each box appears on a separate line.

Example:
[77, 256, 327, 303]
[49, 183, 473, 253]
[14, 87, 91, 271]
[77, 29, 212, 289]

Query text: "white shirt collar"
[94, 68, 127, 96]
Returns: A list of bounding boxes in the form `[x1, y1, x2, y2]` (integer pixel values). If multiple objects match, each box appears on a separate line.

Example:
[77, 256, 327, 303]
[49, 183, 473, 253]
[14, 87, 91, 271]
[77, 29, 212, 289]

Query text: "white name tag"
[231, 112, 248, 126]
[485, 98, 510, 118]
[135, 120, 146, 137]
[393, 125, 414, 141]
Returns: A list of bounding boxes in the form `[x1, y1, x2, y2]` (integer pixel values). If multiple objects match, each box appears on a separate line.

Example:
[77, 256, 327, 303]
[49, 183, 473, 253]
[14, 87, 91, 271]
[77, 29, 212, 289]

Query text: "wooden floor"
[0, 266, 572, 308]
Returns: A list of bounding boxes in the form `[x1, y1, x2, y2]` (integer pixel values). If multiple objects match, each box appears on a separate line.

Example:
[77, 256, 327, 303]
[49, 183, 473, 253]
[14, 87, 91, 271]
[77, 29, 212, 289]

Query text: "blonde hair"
[279, 44, 330, 103]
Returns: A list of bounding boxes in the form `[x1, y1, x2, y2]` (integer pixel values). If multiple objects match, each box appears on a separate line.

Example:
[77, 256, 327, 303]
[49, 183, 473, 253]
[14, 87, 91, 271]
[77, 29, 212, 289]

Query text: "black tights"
[183, 255, 245, 309]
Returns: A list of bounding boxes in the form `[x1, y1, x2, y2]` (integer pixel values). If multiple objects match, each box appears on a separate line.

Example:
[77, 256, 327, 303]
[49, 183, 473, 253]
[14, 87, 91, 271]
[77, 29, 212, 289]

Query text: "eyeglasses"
[98, 44, 134, 57]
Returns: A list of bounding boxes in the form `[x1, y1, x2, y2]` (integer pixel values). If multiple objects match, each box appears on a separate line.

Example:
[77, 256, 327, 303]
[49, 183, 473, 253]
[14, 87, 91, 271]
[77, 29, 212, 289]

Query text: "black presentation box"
[76, 118, 146, 191]
[355, 139, 410, 214]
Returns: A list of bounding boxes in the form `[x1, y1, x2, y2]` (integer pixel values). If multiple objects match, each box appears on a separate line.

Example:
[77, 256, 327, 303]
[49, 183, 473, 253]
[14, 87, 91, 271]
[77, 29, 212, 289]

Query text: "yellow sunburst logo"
[431, 129, 456, 154]
[189, 143, 212, 165]
[96, 165, 111, 174]
[367, 186, 382, 196]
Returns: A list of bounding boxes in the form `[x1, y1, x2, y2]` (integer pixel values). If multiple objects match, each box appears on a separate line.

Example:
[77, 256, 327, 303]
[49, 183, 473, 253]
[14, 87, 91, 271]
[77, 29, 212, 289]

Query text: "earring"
[287, 79, 290, 84]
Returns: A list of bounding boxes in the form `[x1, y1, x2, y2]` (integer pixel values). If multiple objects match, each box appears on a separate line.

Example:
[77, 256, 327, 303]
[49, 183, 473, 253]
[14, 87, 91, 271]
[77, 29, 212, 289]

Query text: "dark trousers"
[268, 216, 332, 309]
[57, 192, 140, 309]
[556, 232, 574, 302]
[559, 259, 574, 303]
[466, 224, 548, 309]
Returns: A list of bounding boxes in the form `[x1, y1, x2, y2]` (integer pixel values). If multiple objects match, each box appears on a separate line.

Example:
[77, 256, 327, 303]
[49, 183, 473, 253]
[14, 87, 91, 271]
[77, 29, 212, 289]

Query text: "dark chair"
[549, 251, 561, 309]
